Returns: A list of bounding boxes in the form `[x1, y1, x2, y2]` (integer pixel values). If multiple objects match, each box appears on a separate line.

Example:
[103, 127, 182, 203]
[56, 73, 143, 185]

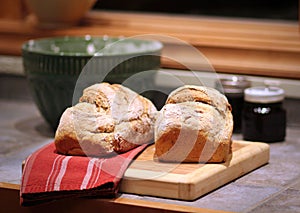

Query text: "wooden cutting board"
[119, 140, 270, 200]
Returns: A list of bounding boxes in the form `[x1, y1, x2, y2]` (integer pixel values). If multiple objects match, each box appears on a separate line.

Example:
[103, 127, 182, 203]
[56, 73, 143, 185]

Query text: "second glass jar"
[242, 86, 286, 142]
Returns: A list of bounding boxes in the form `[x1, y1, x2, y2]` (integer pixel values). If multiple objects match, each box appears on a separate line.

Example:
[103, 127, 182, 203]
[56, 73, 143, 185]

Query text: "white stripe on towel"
[80, 158, 97, 190]
[45, 155, 63, 191]
[53, 156, 72, 191]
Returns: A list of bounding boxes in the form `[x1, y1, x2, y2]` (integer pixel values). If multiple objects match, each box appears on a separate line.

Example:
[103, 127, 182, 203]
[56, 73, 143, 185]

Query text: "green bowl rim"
[21, 35, 163, 57]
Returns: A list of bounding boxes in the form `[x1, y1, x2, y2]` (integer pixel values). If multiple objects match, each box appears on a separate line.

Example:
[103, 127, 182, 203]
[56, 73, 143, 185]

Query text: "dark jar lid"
[244, 86, 285, 103]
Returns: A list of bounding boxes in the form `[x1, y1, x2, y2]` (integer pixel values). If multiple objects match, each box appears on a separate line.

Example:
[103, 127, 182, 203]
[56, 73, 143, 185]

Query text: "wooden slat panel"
[0, 10, 299, 79]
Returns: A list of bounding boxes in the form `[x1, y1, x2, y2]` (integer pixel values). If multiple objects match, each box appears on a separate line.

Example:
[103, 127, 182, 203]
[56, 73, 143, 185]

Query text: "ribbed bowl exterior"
[22, 37, 162, 130]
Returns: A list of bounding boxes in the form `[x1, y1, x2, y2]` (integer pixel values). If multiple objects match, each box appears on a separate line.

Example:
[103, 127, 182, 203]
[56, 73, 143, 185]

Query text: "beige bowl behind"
[25, 0, 96, 28]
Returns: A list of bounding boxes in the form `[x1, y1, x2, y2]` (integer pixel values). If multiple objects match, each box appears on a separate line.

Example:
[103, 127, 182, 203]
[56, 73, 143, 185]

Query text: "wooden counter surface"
[0, 182, 231, 213]
[0, 10, 300, 79]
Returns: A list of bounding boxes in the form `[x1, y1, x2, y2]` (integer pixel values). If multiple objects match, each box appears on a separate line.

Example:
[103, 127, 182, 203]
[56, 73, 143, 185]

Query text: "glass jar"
[215, 76, 251, 133]
[242, 86, 286, 142]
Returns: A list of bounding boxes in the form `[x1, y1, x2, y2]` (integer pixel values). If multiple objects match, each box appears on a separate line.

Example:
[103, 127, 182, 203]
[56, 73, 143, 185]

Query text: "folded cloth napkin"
[20, 142, 147, 206]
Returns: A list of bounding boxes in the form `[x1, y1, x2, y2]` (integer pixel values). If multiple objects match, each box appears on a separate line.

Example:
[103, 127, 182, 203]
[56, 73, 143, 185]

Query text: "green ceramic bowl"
[22, 36, 162, 130]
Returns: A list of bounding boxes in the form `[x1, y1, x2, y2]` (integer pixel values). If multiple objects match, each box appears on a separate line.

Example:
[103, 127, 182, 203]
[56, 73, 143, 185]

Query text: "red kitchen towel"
[20, 142, 147, 206]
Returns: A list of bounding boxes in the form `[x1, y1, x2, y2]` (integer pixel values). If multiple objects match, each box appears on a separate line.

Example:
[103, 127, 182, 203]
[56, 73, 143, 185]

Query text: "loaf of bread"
[55, 82, 157, 157]
[154, 85, 233, 163]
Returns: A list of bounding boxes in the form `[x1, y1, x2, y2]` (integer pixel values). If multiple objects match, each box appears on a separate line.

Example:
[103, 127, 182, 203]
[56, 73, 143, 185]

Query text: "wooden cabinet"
[0, 10, 299, 79]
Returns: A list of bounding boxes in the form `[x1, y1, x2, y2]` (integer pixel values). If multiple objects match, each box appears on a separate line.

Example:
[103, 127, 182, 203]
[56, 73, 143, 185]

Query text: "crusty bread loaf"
[154, 85, 233, 163]
[55, 82, 157, 157]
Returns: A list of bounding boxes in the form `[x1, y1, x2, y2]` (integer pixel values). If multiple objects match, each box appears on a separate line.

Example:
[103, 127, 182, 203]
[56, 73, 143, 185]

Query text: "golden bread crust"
[155, 85, 233, 163]
[55, 83, 157, 157]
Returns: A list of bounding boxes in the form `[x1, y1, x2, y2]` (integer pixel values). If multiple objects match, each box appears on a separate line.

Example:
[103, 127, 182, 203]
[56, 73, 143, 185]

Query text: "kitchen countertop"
[1, 75, 300, 213]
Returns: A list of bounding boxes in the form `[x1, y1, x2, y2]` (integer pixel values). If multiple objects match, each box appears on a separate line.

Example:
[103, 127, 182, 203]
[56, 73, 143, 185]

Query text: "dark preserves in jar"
[215, 76, 250, 133]
[242, 86, 286, 142]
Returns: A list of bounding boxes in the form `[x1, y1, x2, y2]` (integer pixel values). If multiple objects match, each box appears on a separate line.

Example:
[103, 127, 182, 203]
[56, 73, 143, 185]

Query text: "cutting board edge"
[178, 142, 270, 200]
[120, 141, 270, 200]
[181, 141, 270, 184]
